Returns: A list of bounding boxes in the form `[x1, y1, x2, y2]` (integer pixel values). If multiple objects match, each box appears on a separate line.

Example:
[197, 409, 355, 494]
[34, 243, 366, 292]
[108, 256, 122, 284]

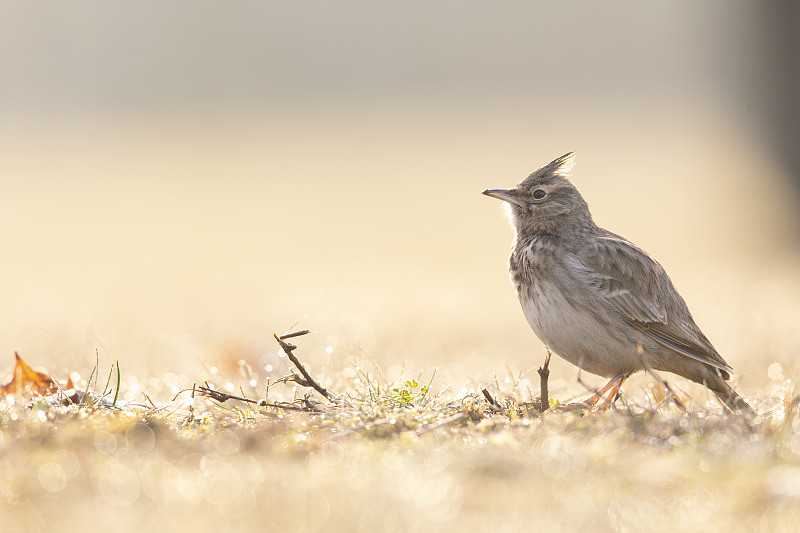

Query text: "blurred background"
[1, 0, 798, 398]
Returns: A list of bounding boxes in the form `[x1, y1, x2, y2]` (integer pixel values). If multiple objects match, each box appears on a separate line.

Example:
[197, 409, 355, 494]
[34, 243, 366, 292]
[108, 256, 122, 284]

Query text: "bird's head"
[483, 152, 594, 237]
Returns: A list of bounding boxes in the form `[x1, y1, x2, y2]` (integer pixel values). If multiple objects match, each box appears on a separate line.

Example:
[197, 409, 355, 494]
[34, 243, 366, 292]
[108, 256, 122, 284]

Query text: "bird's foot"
[582, 374, 627, 411]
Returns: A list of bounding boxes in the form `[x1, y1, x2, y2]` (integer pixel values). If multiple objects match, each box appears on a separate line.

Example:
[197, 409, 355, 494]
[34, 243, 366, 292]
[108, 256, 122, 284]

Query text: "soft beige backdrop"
[1, 1, 798, 400]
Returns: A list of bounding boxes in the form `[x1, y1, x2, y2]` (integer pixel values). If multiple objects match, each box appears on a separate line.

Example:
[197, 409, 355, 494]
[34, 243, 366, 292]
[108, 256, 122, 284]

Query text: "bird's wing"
[573, 234, 733, 375]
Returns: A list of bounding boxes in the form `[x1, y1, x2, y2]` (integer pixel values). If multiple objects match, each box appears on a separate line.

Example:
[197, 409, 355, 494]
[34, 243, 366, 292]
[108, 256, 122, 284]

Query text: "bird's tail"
[707, 373, 754, 416]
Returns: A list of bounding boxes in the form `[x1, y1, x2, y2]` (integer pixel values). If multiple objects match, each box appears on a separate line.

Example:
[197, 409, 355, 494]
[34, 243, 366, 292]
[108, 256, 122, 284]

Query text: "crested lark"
[483, 153, 752, 414]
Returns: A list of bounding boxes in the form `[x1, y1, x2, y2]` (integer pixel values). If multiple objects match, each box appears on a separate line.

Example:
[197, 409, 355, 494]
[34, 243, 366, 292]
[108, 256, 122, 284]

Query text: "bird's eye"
[533, 189, 546, 200]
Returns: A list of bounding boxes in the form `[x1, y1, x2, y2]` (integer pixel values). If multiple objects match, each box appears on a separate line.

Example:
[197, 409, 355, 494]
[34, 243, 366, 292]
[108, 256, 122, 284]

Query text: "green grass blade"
[112, 360, 121, 407]
[82, 359, 98, 408]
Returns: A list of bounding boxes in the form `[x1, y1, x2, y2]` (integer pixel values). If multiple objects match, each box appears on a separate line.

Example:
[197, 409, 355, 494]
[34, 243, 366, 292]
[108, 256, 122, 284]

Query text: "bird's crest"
[542, 152, 575, 177]
[518, 152, 576, 189]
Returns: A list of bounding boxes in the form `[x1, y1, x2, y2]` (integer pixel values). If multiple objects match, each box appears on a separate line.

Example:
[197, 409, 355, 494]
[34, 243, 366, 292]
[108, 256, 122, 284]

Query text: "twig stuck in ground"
[482, 387, 504, 411]
[538, 349, 552, 412]
[273, 332, 336, 402]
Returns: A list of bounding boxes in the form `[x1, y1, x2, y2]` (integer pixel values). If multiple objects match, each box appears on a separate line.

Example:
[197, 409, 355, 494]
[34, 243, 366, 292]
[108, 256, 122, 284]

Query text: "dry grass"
[2, 333, 800, 533]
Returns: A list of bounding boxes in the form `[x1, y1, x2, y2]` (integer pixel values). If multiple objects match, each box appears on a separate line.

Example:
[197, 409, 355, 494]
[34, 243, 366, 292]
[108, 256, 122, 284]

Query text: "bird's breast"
[508, 237, 639, 377]
[509, 237, 565, 339]
[508, 236, 545, 294]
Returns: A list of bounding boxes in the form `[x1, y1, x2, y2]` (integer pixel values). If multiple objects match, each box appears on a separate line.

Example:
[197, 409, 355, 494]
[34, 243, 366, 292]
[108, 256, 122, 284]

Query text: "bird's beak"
[482, 188, 525, 207]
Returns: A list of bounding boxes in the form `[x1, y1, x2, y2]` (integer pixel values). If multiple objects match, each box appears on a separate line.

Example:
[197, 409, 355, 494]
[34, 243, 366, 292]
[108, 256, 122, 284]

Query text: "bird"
[482, 152, 753, 414]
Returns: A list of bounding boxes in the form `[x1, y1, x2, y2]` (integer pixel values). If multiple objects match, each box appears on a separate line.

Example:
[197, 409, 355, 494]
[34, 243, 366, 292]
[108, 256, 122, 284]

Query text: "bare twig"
[187, 383, 196, 422]
[538, 349, 552, 412]
[279, 329, 311, 340]
[172, 387, 200, 402]
[195, 384, 316, 412]
[482, 387, 504, 411]
[143, 393, 157, 409]
[198, 383, 258, 404]
[273, 333, 335, 401]
[301, 398, 322, 412]
[259, 401, 310, 413]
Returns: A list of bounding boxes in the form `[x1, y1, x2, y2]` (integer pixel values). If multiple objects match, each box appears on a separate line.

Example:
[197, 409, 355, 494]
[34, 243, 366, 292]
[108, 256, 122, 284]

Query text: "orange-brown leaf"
[0, 352, 60, 397]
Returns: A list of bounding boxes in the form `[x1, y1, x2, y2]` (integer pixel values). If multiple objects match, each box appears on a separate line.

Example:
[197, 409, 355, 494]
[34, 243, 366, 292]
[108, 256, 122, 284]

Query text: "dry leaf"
[0, 352, 61, 397]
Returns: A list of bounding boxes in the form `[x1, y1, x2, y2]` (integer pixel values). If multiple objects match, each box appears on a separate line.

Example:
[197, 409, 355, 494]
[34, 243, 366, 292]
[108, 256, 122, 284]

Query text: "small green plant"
[389, 379, 429, 407]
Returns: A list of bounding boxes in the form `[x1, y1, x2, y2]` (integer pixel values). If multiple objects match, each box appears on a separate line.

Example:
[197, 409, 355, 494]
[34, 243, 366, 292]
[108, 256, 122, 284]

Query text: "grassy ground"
[2, 335, 799, 533]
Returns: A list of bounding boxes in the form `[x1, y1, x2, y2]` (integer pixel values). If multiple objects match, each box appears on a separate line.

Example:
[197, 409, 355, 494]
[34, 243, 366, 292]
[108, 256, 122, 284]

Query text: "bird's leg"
[583, 374, 627, 409]
[582, 375, 620, 407]
[597, 374, 628, 410]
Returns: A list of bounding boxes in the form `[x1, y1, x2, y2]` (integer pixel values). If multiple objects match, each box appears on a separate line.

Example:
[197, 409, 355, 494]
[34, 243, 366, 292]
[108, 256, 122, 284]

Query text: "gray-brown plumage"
[483, 153, 752, 414]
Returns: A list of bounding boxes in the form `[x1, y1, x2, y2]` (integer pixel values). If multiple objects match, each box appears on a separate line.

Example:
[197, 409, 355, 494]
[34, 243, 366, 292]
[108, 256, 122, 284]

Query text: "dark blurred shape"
[754, 3, 800, 194]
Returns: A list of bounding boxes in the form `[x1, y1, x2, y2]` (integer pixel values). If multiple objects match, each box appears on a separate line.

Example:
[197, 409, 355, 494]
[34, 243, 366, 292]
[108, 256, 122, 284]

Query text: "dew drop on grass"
[325, 346, 334, 354]
[249, 379, 257, 387]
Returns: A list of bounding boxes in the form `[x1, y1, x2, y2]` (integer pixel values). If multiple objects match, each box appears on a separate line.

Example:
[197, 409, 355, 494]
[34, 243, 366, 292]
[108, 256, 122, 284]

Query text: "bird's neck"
[514, 216, 597, 245]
